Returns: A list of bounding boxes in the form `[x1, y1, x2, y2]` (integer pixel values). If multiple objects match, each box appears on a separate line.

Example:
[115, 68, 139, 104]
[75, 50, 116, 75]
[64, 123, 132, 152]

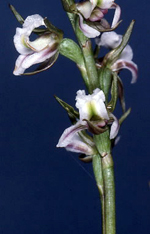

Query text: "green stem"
[102, 154, 116, 234]
[94, 132, 116, 234]
[82, 40, 99, 93]
[92, 154, 105, 234]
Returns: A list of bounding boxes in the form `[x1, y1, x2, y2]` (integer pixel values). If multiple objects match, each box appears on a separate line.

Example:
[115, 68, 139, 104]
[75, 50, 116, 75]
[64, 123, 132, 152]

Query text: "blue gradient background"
[0, 0, 150, 233]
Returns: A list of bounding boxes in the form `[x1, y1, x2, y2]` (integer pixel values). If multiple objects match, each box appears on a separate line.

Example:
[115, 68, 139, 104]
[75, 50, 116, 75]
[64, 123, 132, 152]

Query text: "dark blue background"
[0, 0, 149, 233]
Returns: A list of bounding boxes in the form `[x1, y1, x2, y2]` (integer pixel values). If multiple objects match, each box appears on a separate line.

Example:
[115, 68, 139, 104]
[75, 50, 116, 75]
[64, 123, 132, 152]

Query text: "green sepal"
[61, 0, 75, 12]
[86, 19, 122, 33]
[83, 119, 108, 135]
[9, 4, 24, 25]
[79, 154, 93, 163]
[59, 38, 84, 65]
[54, 95, 79, 124]
[98, 67, 112, 102]
[119, 108, 131, 125]
[103, 20, 135, 67]
[44, 18, 63, 38]
[118, 76, 126, 113]
[107, 72, 118, 112]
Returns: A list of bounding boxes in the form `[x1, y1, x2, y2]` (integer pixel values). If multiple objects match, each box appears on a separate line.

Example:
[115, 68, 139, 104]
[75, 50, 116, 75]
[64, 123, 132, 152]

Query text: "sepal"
[54, 95, 79, 124]
[83, 119, 108, 135]
[103, 20, 135, 66]
[119, 108, 131, 125]
[107, 72, 118, 112]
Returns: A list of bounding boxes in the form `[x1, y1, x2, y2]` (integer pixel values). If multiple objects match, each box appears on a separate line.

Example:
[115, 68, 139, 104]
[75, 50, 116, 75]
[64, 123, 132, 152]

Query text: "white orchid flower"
[57, 88, 119, 155]
[96, 31, 138, 83]
[13, 14, 60, 75]
[76, 0, 121, 38]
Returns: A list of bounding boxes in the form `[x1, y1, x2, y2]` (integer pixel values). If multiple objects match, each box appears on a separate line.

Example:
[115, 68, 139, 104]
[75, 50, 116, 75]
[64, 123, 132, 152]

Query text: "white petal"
[110, 113, 119, 139]
[120, 45, 133, 61]
[23, 14, 45, 35]
[98, 31, 122, 48]
[111, 3, 121, 28]
[76, 1, 93, 19]
[76, 88, 108, 121]
[97, 0, 114, 9]
[13, 54, 27, 75]
[14, 14, 45, 55]
[14, 28, 33, 55]
[93, 99, 109, 120]
[78, 14, 100, 38]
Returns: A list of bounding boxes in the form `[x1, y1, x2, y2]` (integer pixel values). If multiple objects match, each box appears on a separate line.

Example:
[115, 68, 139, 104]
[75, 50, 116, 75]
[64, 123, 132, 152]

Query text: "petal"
[110, 3, 121, 28]
[120, 45, 133, 61]
[78, 14, 100, 38]
[97, 0, 114, 9]
[21, 47, 58, 70]
[89, 7, 104, 21]
[109, 113, 120, 139]
[90, 0, 98, 10]
[66, 134, 95, 155]
[26, 33, 56, 52]
[13, 45, 58, 75]
[23, 14, 45, 35]
[14, 28, 33, 55]
[56, 122, 87, 148]
[14, 14, 45, 55]
[97, 31, 122, 48]
[13, 54, 28, 75]
[76, 1, 93, 19]
[112, 59, 138, 83]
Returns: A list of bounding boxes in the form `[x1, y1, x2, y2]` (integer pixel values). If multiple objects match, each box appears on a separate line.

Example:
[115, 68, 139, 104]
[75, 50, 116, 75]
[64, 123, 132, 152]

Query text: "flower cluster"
[73, 0, 121, 38]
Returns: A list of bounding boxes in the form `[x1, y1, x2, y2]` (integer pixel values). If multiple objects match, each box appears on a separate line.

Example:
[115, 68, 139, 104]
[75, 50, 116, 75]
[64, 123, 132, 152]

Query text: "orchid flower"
[13, 14, 61, 75]
[57, 88, 119, 155]
[96, 31, 138, 83]
[75, 0, 121, 38]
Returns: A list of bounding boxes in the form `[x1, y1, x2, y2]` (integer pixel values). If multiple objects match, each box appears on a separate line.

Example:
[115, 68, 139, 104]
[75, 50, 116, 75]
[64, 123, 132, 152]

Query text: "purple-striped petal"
[112, 59, 138, 83]
[78, 14, 100, 38]
[57, 122, 95, 155]
[57, 122, 87, 148]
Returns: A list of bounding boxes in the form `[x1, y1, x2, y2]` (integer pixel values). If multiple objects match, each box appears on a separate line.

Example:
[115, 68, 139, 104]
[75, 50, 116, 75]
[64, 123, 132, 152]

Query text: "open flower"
[57, 88, 119, 155]
[75, 0, 121, 38]
[96, 31, 138, 83]
[13, 14, 61, 75]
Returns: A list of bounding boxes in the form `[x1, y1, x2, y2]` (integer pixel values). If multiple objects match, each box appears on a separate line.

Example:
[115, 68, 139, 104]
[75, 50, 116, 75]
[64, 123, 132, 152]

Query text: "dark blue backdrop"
[0, 0, 150, 233]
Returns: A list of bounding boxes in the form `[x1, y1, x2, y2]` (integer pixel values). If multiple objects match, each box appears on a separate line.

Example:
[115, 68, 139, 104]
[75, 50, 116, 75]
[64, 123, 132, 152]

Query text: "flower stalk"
[11, 1, 138, 234]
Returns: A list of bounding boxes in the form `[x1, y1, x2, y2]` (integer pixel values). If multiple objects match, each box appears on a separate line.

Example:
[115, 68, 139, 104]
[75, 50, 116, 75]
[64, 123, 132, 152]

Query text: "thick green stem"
[94, 132, 116, 234]
[102, 154, 116, 234]
[82, 40, 99, 93]
[92, 154, 105, 234]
